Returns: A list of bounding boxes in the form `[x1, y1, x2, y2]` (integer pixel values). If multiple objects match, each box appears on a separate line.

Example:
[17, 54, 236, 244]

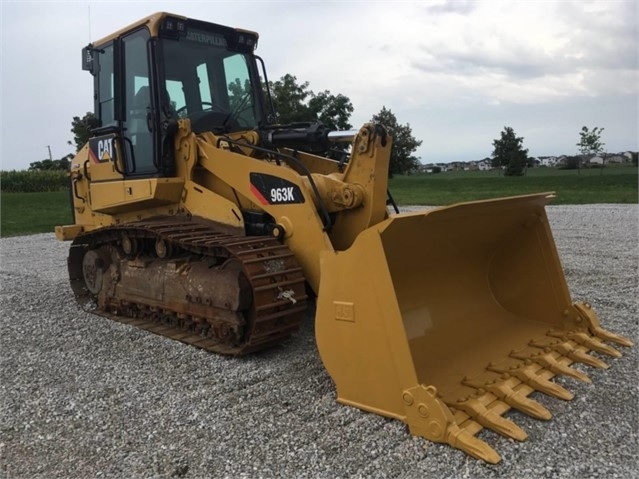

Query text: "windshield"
[160, 28, 261, 133]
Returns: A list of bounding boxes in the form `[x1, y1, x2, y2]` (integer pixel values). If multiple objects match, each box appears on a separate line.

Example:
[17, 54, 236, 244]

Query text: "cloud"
[424, 0, 477, 16]
[402, 1, 638, 108]
[0, 1, 636, 172]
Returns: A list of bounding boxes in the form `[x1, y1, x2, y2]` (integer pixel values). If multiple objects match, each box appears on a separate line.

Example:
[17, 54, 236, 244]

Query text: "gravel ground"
[0, 204, 637, 479]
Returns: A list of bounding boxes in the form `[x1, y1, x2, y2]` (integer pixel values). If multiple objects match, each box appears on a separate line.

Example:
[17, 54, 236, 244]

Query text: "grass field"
[389, 165, 638, 205]
[1, 166, 636, 237]
[1, 191, 73, 237]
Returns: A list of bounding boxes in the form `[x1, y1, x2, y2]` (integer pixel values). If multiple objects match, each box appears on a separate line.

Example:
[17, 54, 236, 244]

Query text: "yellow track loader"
[56, 12, 632, 463]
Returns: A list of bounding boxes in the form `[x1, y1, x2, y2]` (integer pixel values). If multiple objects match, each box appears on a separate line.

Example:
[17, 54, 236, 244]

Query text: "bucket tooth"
[500, 389, 551, 420]
[562, 347, 609, 369]
[490, 364, 574, 400]
[403, 384, 506, 462]
[569, 332, 622, 358]
[510, 353, 592, 383]
[547, 329, 621, 358]
[446, 425, 501, 464]
[536, 338, 609, 369]
[463, 376, 552, 420]
[449, 397, 527, 441]
[591, 327, 634, 348]
[574, 301, 634, 347]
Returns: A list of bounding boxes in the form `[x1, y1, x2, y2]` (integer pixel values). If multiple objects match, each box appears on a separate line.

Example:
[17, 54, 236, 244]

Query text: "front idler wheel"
[81, 248, 111, 295]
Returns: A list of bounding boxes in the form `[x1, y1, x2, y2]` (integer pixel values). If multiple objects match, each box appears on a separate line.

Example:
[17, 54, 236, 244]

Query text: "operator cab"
[83, 13, 265, 178]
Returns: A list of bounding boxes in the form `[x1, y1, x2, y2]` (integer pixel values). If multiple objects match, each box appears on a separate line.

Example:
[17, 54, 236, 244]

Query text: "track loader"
[56, 12, 632, 463]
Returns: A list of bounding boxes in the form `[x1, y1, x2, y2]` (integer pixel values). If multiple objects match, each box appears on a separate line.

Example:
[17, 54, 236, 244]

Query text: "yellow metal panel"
[54, 224, 84, 241]
[181, 180, 244, 228]
[90, 178, 183, 214]
[316, 230, 418, 418]
[82, 136, 126, 182]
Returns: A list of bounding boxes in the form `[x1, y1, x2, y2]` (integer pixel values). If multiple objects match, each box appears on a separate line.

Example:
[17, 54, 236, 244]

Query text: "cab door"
[121, 28, 158, 177]
[85, 42, 125, 182]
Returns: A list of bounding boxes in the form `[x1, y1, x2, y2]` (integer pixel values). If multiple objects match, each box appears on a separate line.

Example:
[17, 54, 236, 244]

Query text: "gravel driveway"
[1, 204, 637, 478]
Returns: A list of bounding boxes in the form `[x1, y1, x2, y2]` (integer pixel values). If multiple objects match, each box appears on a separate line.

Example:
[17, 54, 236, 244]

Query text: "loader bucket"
[315, 193, 632, 463]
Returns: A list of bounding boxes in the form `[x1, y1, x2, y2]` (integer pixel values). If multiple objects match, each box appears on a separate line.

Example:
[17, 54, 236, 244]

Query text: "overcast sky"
[1, 0, 637, 170]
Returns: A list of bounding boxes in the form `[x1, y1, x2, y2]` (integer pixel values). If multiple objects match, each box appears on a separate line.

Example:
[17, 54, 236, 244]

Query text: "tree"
[491, 126, 529, 176]
[267, 74, 313, 124]
[308, 91, 353, 131]
[577, 126, 605, 156]
[69, 112, 99, 152]
[29, 155, 73, 171]
[370, 106, 422, 177]
[267, 74, 353, 130]
[577, 126, 606, 170]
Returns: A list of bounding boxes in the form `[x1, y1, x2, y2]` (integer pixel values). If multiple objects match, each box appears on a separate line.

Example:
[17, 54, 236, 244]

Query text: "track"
[67, 217, 308, 355]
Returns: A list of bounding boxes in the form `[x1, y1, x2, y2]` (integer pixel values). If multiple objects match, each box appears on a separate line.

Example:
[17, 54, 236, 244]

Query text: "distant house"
[416, 151, 634, 173]
[477, 159, 492, 171]
[419, 163, 449, 173]
[590, 154, 627, 165]
[539, 156, 557, 167]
